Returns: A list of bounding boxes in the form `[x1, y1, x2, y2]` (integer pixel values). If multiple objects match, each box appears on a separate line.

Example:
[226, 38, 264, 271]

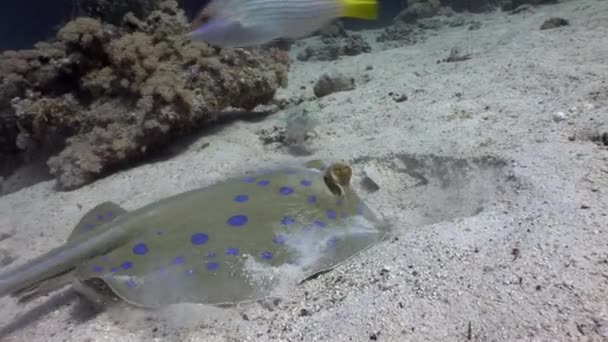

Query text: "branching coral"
[0, 1, 289, 190]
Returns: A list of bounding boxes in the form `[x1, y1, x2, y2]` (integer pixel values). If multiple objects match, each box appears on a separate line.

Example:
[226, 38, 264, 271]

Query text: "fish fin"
[338, 0, 378, 20]
[11, 269, 75, 303]
[190, 0, 241, 30]
[191, 0, 228, 29]
[68, 202, 127, 242]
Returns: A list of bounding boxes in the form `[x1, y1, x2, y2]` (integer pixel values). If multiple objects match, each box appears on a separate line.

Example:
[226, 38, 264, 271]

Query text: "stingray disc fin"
[68, 202, 127, 242]
[304, 159, 329, 171]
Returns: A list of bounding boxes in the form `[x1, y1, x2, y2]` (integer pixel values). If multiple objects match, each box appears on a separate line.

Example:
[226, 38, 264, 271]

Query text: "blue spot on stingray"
[132, 243, 149, 255]
[225, 247, 239, 256]
[314, 220, 326, 228]
[191, 233, 209, 245]
[186, 269, 195, 276]
[96, 215, 104, 221]
[257, 180, 270, 187]
[327, 209, 337, 220]
[261, 251, 273, 260]
[279, 186, 294, 196]
[101, 256, 109, 263]
[206, 252, 217, 259]
[125, 278, 137, 289]
[121, 261, 133, 270]
[336, 198, 343, 206]
[307, 196, 317, 203]
[243, 176, 255, 183]
[234, 194, 249, 203]
[227, 214, 248, 227]
[300, 179, 311, 187]
[273, 234, 287, 245]
[281, 216, 295, 225]
[92, 265, 104, 273]
[110, 267, 119, 273]
[206, 262, 220, 271]
[85, 223, 95, 230]
[172, 256, 185, 265]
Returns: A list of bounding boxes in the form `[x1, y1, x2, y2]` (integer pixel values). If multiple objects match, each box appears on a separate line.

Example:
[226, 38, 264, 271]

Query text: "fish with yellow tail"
[189, 0, 379, 48]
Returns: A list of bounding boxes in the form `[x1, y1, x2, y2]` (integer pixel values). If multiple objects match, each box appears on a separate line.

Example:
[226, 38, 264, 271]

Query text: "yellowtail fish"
[189, 0, 379, 48]
[0, 161, 390, 308]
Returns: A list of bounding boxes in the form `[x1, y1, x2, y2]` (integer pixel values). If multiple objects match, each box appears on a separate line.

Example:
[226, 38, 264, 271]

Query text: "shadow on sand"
[0, 289, 102, 337]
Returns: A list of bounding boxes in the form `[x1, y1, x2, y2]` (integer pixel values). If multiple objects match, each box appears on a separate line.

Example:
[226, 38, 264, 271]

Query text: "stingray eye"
[331, 164, 352, 187]
[324, 175, 343, 196]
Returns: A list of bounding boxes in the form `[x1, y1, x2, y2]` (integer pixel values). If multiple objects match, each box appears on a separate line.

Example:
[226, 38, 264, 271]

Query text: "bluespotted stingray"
[0, 160, 390, 308]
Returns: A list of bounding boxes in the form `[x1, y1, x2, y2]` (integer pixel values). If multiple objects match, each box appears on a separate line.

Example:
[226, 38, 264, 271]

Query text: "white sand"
[1, 0, 607, 340]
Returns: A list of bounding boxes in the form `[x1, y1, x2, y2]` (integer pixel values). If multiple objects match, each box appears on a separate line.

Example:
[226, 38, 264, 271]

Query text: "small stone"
[313, 72, 355, 98]
[393, 94, 408, 103]
[541, 17, 569, 30]
[553, 112, 566, 122]
[468, 21, 482, 30]
[298, 308, 311, 317]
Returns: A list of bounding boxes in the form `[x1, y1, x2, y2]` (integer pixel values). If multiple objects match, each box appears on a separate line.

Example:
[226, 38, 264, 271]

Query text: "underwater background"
[1, 0, 405, 51]
[0, 0, 607, 341]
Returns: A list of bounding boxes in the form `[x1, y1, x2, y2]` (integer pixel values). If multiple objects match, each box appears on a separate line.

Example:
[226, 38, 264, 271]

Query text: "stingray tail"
[0, 202, 129, 300]
[0, 233, 117, 300]
[12, 269, 76, 303]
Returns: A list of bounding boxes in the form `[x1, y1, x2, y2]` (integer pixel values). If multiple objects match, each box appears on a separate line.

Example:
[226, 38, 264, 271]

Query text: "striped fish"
[189, 0, 378, 47]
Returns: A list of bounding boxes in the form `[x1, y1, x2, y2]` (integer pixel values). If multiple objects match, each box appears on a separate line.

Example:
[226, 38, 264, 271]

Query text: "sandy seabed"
[1, 0, 607, 341]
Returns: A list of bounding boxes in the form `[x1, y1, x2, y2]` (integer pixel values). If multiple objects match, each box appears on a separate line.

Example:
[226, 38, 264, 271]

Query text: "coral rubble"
[313, 72, 355, 98]
[540, 17, 569, 30]
[0, 1, 288, 190]
[297, 21, 372, 62]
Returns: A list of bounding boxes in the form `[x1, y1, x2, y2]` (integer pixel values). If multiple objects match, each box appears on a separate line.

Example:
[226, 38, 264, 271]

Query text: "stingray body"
[0, 161, 389, 308]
